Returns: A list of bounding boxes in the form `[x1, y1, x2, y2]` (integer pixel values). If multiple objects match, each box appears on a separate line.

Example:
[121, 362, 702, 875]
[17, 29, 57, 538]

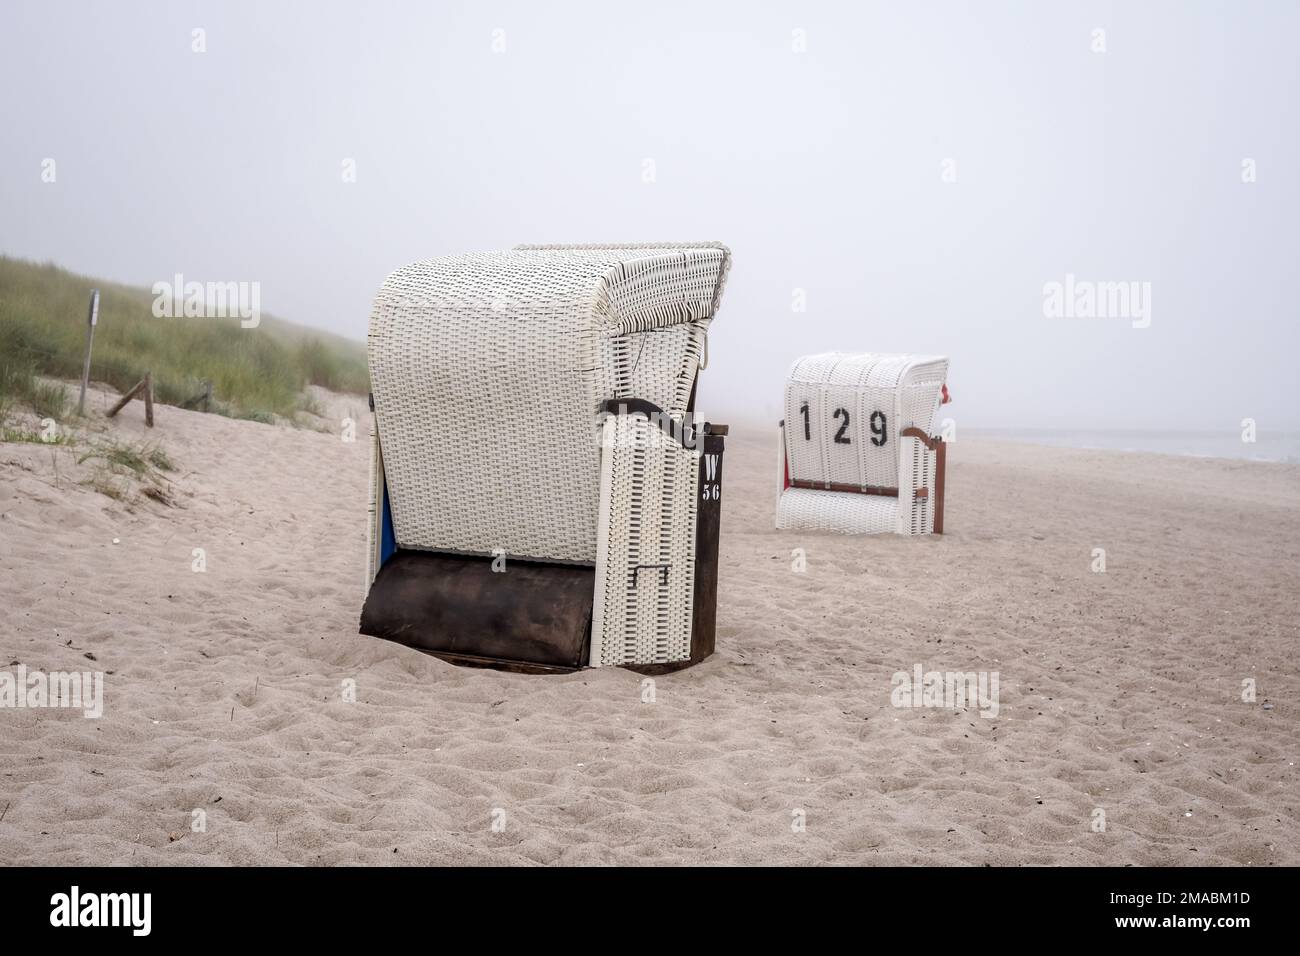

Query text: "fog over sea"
[968, 430, 1300, 465]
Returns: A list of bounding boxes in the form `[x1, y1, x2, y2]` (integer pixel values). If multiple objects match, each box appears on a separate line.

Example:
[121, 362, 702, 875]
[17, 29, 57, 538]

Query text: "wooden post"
[202, 379, 212, 412]
[105, 371, 154, 426]
[901, 427, 946, 535]
[932, 437, 946, 535]
[143, 371, 154, 427]
[77, 290, 100, 416]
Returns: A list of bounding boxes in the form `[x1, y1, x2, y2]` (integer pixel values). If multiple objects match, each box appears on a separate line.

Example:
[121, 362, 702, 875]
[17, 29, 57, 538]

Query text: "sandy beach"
[1, 387, 1297, 866]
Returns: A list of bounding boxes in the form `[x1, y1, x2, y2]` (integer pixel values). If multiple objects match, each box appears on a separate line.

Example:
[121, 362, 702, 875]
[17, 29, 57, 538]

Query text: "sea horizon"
[966, 428, 1300, 465]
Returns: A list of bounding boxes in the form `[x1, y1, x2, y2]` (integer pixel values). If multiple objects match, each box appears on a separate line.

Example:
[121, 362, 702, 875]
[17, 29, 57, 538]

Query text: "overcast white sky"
[1, 0, 1296, 430]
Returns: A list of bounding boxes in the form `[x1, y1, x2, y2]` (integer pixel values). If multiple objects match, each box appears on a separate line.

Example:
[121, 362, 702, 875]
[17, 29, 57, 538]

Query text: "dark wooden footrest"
[360, 550, 594, 673]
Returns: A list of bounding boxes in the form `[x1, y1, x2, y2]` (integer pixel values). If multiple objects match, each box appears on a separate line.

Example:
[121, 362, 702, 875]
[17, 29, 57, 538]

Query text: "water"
[969, 429, 1300, 464]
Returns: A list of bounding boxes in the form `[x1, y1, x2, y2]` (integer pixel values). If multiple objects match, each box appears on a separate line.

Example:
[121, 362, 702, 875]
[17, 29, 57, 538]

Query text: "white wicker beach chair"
[362, 243, 731, 672]
[776, 353, 950, 535]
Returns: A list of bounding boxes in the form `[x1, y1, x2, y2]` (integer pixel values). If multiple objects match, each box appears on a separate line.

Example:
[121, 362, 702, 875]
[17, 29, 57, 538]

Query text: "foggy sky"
[2, 0, 1296, 430]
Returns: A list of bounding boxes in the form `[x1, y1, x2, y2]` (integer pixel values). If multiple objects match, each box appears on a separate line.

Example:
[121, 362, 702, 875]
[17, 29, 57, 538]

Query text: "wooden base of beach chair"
[359, 424, 727, 675]
[360, 551, 595, 673]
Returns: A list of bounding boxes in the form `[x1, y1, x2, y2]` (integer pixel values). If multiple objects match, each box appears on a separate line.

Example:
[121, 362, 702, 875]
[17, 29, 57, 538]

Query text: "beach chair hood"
[367, 243, 729, 566]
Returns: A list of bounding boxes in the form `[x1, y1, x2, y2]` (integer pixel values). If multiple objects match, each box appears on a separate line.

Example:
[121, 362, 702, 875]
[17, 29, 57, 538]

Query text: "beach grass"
[0, 256, 368, 422]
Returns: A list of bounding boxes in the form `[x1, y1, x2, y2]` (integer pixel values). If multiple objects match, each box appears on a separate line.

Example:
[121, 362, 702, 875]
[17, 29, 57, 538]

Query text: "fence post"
[77, 289, 100, 416]
[143, 370, 154, 427]
[105, 371, 153, 425]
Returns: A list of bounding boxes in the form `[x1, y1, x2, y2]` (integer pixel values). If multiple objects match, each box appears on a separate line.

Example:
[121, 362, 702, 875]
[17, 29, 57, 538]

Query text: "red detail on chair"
[941, 384, 951, 404]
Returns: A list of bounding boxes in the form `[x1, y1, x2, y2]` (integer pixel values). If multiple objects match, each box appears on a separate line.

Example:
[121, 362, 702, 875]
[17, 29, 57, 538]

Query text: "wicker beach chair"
[776, 352, 950, 535]
[361, 243, 731, 672]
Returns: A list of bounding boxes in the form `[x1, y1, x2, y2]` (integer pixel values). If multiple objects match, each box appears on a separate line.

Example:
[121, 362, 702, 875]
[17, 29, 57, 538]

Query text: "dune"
[0, 385, 1297, 865]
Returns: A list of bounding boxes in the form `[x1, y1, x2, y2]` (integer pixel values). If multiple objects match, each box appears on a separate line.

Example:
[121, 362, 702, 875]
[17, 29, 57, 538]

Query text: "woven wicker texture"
[591, 411, 699, 666]
[366, 421, 383, 586]
[776, 486, 901, 533]
[777, 352, 948, 535]
[368, 244, 729, 564]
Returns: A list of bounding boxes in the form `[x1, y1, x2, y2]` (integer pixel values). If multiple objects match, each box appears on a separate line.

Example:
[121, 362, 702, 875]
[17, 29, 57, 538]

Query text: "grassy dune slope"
[0, 256, 368, 423]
